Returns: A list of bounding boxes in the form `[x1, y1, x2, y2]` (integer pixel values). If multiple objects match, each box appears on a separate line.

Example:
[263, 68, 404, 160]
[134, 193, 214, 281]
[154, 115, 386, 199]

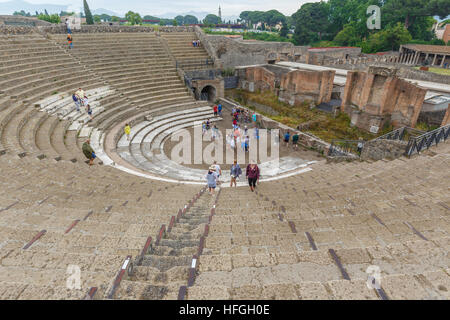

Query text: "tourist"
[192, 40, 196, 47]
[218, 103, 222, 116]
[67, 33, 73, 49]
[244, 126, 248, 136]
[231, 107, 236, 117]
[82, 139, 96, 166]
[82, 95, 89, 108]
[197, 40, 201, 47]
[244, 136, 249, 152]
[232, 118, 237, 128]
[124, 123, 131, 141]
[254, 127, 259, 140]
[246, 161, 260, 192]
[284, 131, 290, 147]
[212, 125, 218, 141]
[72, 92, 81, 112]
[292, 132, 299, 150]
[213, 161, 222, 184]
[230, 160, 242, 188]
[241, 136, 246, 151]
[75, 88, 85, 101]
[230, 134, 236, 149]
[86, 104, 93, 121]
[206, 119, 211, 130]
[357, 137, 364, 154]
[65, 18, 71, 34]
[202, 121, 207, 136]
[252, 112, 257, 123]
[206, 165, 218, 195]
[213, 104, 218, 117]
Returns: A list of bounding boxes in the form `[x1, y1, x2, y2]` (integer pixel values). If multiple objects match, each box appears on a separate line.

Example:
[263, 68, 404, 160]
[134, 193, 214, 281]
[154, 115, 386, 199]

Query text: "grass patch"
[414, 67, 450, 76]
[227, 89, 380, 143]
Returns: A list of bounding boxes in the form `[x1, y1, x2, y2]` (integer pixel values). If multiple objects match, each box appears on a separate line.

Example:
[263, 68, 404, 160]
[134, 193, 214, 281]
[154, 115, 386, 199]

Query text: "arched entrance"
[200, 85, 217, 102]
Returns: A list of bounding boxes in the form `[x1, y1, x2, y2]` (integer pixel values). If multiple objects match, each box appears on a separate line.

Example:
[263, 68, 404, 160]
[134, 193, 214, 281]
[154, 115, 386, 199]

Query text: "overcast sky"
[1, 0, 316, 16]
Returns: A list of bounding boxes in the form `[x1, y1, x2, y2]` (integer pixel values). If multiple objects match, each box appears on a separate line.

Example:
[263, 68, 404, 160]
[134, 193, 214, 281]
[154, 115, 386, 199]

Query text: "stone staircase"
[105, 187, 215, 300]
[161, 32, 214, 71]
[184, 141, 450, 300]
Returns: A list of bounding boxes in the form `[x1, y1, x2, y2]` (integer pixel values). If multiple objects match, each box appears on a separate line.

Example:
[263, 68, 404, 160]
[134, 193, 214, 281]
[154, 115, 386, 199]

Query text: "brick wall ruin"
[236, 65, 335, 105]
[341, 66, 427, 133]
[278, 69, 335, 105]
[237, 66, 277, 92]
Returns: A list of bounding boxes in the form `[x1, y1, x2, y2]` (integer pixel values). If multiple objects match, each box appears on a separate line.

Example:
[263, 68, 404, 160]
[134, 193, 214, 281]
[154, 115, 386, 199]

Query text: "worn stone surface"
[341, 66, 427, 131]
[360, 139, 408, 161]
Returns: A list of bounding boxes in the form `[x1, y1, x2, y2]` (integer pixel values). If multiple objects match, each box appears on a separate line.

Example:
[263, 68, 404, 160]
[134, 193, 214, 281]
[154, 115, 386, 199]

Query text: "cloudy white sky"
[1, 0, 316, 16]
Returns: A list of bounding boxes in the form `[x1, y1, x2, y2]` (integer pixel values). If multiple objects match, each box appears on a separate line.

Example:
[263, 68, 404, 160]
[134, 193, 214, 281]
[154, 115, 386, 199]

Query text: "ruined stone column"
[442, 104, 450, 126]
[432, 54, 437, 66]
[440, 55, 447, 67]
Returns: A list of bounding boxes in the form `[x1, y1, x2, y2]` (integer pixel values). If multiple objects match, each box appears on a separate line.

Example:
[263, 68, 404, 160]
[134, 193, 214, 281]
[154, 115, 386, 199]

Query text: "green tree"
[204, 14, 221, 25]
[99, 14, 111, 22]
[362, 22, 412, 52]
[173, 19, 178, 26]
[382, 0, 450, 30]
[125, 11, 142, 25]
[94, 15, 101, 23]
[184, 15, 199, 25]
[174, 15, 184, 25]
[280, 22, 289, 37]
[37, 13, 61, 24]
[83, 0, 94, 25]
[333, 23, 361, 46]
[292, 2, 330, 45]
[44, 9, 49, 16]
[264, 9, 286, 27]
[111, 16, 120, 22]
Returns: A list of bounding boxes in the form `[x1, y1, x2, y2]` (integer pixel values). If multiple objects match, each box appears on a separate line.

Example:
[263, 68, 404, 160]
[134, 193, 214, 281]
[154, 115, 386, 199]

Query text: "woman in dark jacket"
[246, 162, 260, 192]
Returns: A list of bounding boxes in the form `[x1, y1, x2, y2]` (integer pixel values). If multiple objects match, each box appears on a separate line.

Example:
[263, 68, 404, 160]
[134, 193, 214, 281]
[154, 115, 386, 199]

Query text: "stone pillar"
[432, 54, 437, 66]
[440, 55, 446, 67]
[414, 52, 420, 65]
[442, 104, 450, 126]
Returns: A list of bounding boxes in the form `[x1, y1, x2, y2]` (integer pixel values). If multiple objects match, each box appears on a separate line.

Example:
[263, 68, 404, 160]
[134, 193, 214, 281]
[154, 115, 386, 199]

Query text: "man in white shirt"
[213, 161, 222, 184]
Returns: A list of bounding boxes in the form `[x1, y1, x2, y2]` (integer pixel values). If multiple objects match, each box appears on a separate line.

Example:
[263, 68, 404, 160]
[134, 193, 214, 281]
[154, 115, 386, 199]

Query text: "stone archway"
[200, 85, 217, 102]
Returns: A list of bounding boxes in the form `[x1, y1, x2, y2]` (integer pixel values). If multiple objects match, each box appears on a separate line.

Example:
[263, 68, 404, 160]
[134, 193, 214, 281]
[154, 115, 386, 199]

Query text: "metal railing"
[405, 124, 450, 157]
[176, 59, 214, 70]
[374, 126, 424, 142]
[328, 140, 365, 157]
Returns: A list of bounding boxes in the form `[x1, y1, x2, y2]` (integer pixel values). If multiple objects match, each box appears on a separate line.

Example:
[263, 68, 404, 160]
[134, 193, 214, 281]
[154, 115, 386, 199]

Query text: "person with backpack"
[230, 160, 242, 187]
[67, 33, 73, 49]
[82, 139, 96, 166]
[72, 93, 81, 112]
[292, 132, 299, 150]
[218, 104, 222, 116]
[213, 105, 218, 117]
[244, 136, 249, 152]
[124, 124, 131, 141]
[284, 131, 290, 147]
[246, 161, 260, 192]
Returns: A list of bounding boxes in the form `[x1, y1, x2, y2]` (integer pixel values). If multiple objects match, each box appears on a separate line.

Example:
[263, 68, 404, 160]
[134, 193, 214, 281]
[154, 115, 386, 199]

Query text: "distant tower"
[218, 5, 222, 22]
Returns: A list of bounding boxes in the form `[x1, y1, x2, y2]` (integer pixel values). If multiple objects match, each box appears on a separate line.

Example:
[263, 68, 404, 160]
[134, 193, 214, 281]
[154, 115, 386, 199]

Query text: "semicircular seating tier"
[0, 31, 449, 300]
